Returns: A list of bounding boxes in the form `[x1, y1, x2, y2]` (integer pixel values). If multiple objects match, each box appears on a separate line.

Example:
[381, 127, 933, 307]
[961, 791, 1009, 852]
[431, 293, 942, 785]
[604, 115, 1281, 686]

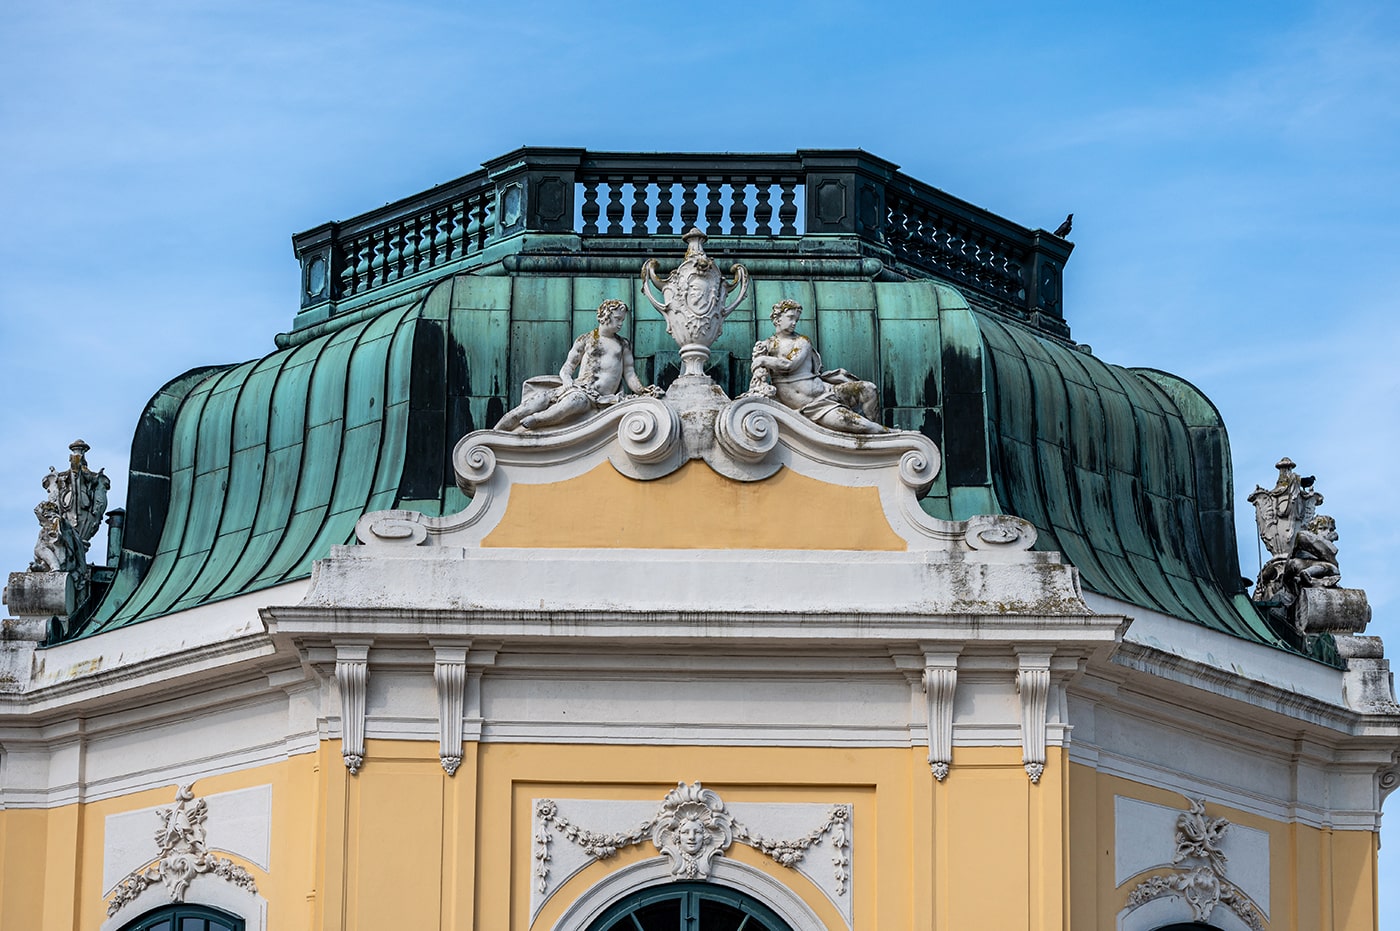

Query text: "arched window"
[116, 903, 244, 931]
[587, 882, 796, 931]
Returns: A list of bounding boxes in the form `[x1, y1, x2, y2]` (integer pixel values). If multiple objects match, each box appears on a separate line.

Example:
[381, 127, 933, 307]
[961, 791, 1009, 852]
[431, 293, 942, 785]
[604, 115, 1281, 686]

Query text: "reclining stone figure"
[495, 299, 661, 432]
[748, 299, 886, 435]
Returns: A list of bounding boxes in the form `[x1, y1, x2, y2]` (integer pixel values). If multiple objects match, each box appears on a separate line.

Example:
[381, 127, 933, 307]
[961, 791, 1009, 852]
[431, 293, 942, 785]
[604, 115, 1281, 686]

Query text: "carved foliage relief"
[533, 782, 850, 919]
[1123, 797, 1267, 930]
[106, 785, 259, 917]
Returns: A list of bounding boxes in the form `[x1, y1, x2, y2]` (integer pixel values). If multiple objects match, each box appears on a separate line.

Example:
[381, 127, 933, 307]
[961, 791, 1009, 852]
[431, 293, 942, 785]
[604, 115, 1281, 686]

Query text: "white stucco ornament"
[642, 228, 749, 377]
[1124, 798, 1266, 930]
[652, 782, 734, 879]
[105, 784, 259, 917]
[533, 782, 849, 892]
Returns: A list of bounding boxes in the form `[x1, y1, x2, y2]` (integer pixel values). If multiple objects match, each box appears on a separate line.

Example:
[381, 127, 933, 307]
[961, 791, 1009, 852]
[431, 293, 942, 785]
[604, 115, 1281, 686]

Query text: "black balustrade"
[293, 148, 1073, 337]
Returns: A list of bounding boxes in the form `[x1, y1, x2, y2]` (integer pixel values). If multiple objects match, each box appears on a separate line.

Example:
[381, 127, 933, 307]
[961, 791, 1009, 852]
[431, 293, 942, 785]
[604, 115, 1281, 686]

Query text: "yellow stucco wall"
[0, 743, 1380, 930]
[482, 461, 907, 550]
[0, 749, 322, 931]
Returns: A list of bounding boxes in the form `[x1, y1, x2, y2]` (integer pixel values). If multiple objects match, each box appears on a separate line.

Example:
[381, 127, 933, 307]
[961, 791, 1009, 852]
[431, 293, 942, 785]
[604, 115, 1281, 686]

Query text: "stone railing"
[292, 148, 1073, 336]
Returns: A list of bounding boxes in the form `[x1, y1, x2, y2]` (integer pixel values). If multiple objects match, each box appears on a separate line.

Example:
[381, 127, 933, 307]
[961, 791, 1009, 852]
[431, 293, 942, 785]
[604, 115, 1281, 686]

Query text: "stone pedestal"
[0, 615, 45, 693]
[4, 570, 75, 617]
[662, 375, 730, 460]
[1296, 586, 1371, 635]
[1335, 635, 1399, 713]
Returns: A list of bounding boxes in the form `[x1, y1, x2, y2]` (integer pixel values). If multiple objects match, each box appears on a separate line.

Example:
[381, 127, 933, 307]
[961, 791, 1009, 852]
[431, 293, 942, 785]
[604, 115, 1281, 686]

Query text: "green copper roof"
[74, 271, 1288, 656]
[80, 282, 469, 636]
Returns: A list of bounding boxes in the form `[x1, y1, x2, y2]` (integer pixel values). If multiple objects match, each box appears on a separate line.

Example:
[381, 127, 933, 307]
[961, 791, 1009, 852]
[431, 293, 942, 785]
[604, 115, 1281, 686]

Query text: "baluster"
[953, 226, 972, 281]
[408, 215, 425, 274]
[479, 192, 496, 249]
[337, 241, 357, 297]
[370, 230, 389, 288]
[886, 198, 907, 253]
[777, 178, 798, 236]
[421, 215, 434, 269]
[911, 209, 928, 260]
[386, 225, 404, 282]
[655, 177, 675, 234]
[431, 212, 444, 267]
[680, 178, 699, 230]
[907, 207, 925, 260]
[930, 215, 948, 266]
[630, 179, 650, 236]
[982, 241, 1000, 293]
[402, 218, 420, 275]
[431, 208, 449, 265]
[729, 179, 748, 236]
[353, 235, 372, 295]
[997, 249, 1016, 300]
[606, 177, 625, 235]
[753, 177, 773, 236]
[968, 235, 986, 287]
[930, 216, 951, 272]
[462, 196, 478, 254]
[580, 180, 601, 235]
[404, 216, 421, 274]
[705, 177, 724, 234]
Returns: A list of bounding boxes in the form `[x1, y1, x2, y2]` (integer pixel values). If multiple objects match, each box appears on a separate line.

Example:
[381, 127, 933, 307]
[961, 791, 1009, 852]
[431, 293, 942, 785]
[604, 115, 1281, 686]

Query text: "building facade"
[2, 149, 1396, 930]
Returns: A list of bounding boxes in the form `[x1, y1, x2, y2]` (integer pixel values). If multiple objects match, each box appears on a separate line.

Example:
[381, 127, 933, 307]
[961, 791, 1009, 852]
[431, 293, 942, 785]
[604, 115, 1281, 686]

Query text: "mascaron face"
[676, 818, 706, 855]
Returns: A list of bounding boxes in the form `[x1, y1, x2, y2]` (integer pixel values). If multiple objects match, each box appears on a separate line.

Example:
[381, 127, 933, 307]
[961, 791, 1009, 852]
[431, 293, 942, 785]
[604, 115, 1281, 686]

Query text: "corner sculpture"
[1248, 457, 1369, 636]
[495, 299, 662, 431]
[747, 299, 887, 435]
[29, 439, 109, 574]
[3, 440, 111, 628]
[642, 227, 748, 380]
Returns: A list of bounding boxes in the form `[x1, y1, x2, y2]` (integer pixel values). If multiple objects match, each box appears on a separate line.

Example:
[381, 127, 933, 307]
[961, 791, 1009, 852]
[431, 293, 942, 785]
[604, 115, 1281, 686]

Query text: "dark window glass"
[633, 899, 681, 930]
[117, 905, 242, 931]
[698, 897, 757, 931]
[587, 882, 792, 931]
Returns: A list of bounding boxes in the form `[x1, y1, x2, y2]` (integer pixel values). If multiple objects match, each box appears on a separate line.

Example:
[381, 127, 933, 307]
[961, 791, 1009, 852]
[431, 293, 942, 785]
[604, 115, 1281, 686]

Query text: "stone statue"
[495, 300, 661, 432]
[1247, 457, 1320, 562]
[28, 440, 109, 574]
[1248, 458, 1340, 605]
[1288, 515, 1342, 588]
[748, 299, 887, 435]
[1248, 458, 1368, 635]
[642, 228, 748, 379]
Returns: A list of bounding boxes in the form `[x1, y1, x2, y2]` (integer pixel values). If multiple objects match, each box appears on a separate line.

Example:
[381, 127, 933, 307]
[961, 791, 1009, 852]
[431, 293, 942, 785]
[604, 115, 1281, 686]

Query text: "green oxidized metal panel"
[971, 308, 1285, 648]
[77, 269, 1288, 657]
[82, 297, 429, 635]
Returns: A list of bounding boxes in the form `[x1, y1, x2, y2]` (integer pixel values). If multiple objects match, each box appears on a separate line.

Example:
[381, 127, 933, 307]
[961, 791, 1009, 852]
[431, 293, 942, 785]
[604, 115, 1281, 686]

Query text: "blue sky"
[2, 0, 1398, 921]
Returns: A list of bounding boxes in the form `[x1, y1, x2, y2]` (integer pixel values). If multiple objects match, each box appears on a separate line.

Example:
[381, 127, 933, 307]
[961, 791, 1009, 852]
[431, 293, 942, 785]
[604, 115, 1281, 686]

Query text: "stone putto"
[747, 299, 887, 435]
[495, 299, 661, 432]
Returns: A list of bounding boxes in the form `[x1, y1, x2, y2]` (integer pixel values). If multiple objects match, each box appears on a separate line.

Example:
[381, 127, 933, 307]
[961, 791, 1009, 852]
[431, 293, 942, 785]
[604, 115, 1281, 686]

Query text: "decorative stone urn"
[642, 228, 749, 379]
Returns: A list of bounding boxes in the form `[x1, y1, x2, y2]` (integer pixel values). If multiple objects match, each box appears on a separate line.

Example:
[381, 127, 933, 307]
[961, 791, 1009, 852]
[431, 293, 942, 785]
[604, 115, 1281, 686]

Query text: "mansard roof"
[66, 147, 1298, 659]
